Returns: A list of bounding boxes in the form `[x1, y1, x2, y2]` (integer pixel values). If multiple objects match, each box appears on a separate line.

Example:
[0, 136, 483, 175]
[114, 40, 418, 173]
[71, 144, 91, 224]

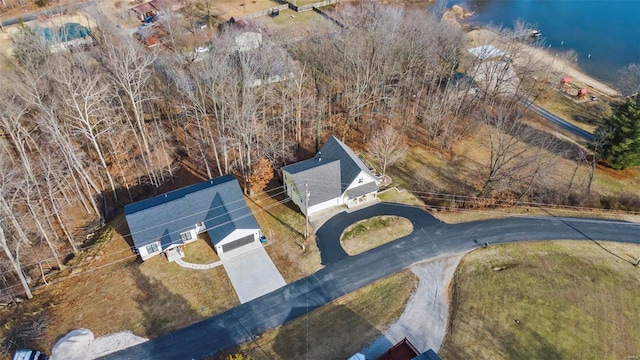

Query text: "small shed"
[130, 1, 159, 22]
[578, 88, 588, 99]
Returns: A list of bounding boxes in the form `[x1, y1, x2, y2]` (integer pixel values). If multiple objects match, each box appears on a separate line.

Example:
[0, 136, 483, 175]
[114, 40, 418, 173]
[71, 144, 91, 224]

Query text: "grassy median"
[340, 216, 414, 255]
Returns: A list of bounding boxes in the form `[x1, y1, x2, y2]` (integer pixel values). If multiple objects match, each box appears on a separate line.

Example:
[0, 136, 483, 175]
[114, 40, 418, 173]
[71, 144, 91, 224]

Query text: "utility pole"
[304, 180, 310, 241]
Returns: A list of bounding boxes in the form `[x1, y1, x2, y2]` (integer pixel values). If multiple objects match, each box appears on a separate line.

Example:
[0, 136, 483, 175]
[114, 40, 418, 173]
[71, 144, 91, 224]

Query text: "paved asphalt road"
[0, 5, 69, 27]
[101, 203, 639, 359]
[524, 100, 595, 142]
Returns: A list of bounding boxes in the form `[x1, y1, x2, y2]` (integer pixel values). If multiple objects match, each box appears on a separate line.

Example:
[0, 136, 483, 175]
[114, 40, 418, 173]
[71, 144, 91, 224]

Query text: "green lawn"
[439, 240, 640, 360]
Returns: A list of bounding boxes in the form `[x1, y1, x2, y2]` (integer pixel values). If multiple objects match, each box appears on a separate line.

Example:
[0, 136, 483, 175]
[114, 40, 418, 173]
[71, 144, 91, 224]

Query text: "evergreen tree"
[594, 101, 640, 169]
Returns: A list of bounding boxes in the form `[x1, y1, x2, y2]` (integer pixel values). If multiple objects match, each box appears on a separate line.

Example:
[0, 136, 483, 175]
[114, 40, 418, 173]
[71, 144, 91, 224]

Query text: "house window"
[146, 243, 159, 254]
[181, 231, 193, 242]
[358, 178, 363, 183]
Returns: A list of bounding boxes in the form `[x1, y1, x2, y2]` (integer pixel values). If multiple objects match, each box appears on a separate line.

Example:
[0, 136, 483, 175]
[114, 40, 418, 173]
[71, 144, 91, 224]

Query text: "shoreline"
[468, 28, 621, 98]
[444, 6, 622, 99]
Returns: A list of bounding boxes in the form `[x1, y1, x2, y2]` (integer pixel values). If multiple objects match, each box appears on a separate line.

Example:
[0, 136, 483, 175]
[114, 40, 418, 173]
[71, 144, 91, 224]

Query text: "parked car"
[13, 349, 48, 360]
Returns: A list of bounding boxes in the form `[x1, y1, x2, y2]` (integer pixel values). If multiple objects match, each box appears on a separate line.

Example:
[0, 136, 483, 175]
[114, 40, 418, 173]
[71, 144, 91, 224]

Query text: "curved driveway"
[316, 203, 443, 265]
[101, 202, 639, 359]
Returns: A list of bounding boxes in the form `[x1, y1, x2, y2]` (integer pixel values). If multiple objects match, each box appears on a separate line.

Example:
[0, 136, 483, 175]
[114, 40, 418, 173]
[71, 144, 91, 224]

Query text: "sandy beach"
[467, 28, 621, 98]
[442, 5, 623, 99]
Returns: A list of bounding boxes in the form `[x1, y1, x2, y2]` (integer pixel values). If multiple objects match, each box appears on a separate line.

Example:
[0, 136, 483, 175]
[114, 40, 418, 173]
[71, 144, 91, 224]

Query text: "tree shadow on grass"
[267, 305, 383, 360]
[130, 265, 202, 338]
[249, 192, 304, 237]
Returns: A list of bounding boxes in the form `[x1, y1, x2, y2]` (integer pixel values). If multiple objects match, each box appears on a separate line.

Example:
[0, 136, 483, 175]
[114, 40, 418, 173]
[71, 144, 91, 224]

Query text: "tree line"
[0, 2, 632, 301]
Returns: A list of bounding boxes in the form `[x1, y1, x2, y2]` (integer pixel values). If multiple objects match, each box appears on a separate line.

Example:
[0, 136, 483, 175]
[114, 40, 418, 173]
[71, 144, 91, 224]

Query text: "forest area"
[0, 0, 639, 315]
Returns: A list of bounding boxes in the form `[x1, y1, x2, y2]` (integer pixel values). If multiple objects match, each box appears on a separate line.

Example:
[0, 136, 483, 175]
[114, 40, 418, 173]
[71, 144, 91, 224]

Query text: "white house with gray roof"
[282, 136, 379, 216]
[124, 174, 262, 261]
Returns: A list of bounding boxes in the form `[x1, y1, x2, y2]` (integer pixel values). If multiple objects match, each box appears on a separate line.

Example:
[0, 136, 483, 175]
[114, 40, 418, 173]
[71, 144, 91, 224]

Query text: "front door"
[165, 246, 184, 262]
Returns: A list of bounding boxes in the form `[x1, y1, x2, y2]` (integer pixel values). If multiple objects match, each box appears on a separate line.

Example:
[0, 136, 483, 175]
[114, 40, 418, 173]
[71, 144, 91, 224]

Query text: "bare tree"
[0, 162, 33, 299]
[477, 98, 559, 197]
[368, 125, 408, 177]
[99, 38, 161, 187]
[53, 56, 119, 202]
[617, 63, 640, 97]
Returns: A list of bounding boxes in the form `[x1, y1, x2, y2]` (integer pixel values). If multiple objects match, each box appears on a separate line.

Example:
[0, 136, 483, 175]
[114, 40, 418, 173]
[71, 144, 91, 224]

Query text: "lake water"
[450, 0, 640, 86]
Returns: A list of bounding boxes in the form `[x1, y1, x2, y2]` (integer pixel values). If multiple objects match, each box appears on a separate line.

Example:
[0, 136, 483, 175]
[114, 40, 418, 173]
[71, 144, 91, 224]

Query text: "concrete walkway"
[174, 258, 222, 270]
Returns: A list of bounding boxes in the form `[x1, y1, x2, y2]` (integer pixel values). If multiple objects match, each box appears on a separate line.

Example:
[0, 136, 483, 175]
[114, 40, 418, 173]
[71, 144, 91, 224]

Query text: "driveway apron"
[221, 246, 286, 304]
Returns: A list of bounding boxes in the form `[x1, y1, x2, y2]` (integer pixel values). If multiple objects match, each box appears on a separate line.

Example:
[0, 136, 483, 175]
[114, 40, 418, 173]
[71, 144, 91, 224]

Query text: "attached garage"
[221, 234, 256, 253]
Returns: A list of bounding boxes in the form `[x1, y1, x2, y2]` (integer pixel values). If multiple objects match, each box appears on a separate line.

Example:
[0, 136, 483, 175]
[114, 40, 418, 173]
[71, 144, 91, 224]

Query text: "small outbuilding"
[130, 1, 159, 22]
[578, 88, 588, 99]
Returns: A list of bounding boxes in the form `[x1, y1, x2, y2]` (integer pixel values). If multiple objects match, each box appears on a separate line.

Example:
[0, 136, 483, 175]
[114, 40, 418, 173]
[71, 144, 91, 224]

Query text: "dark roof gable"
[125, 174, 259, 250]
[282, 136, 375, 195]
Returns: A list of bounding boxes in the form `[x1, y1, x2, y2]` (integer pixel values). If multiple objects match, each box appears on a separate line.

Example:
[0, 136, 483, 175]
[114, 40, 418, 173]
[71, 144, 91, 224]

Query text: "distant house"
[130, 1, 159, 22]
[30, 22, 93, 53]
[125, 174, 263, 261]
[282, 136, 379, 216]
[467, 45, 506, 61]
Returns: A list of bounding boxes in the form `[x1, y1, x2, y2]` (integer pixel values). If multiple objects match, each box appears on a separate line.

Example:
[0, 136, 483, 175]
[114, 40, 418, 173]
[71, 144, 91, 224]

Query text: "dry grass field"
[30, 214, 240, 349]
[439, 240, 640, 359]
[538, 90, 609, 133]
[248, 190, 322, 282]
[213, 0, 282, 21]
[340, 216, 413, 255]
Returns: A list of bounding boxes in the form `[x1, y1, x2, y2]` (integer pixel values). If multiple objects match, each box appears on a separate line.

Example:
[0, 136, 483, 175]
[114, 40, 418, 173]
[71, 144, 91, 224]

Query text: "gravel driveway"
[360, 254, 464, 358]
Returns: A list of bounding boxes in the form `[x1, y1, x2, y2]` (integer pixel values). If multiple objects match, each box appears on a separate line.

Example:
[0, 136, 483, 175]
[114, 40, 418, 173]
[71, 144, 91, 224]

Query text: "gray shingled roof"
[287, 161, 342, 207]
[282, 136, 376, 206]
[345, 181, 378, 198]
[124, 174, 259, 250]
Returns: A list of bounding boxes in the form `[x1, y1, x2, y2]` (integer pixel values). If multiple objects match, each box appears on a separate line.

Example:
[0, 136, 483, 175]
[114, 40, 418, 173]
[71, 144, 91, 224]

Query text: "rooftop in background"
[467, 44, 505, 60]
[373, 338, 442, 360]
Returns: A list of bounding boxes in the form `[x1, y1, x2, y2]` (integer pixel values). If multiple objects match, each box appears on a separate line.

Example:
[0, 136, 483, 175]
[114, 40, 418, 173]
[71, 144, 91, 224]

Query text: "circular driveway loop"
[315, 202, 444, 265]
